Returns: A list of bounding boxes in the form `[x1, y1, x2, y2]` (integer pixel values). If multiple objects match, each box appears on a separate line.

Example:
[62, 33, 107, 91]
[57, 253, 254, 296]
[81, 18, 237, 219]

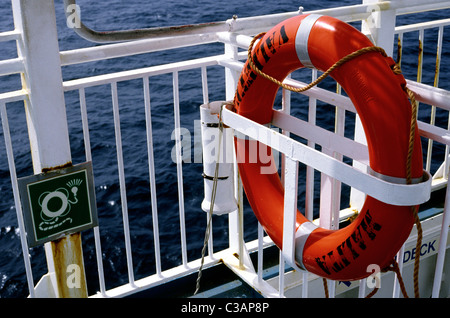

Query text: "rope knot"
[392, 63, 403, 75]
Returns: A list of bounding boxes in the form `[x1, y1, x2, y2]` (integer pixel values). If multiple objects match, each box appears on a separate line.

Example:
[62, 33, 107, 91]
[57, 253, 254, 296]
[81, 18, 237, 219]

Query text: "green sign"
[18, 162, 98, 247]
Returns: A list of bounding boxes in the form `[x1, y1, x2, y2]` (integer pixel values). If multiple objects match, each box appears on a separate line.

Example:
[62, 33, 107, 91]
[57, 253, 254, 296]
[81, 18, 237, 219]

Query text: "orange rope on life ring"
[233, 14, 424, 281]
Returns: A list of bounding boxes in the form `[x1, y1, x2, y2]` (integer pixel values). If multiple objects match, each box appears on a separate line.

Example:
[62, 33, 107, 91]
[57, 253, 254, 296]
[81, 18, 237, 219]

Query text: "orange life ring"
[233, 14, 423, 281]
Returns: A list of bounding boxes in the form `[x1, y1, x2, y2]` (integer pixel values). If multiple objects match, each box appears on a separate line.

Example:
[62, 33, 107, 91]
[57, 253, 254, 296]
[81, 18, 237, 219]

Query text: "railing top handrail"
[63, 0, 450, 44]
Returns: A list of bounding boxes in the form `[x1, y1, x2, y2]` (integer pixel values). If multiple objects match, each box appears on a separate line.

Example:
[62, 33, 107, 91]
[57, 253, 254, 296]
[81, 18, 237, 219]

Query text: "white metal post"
[12, 0, 87, 297]
[362, 0, 412, 298]
[13, 0, 72, 170]
[362, 0, 396, 55]
[224, 41, 244, 263]
[351, 0, 397, 211]
[282, 157, 299, 268]
[432, 184, 450, 297]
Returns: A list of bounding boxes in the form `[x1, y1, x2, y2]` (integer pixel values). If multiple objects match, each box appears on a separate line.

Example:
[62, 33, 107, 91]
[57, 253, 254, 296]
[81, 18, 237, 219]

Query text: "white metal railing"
[0, 93, 36, 297]
[0, 0, 449, 298]
[219, 21, 450, 296]
[396, 19, 450, 185]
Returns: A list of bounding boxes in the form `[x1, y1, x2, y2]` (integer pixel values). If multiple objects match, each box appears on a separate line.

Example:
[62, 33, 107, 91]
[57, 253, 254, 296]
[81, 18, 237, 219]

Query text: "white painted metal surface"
[0, 0, 449, 298]
[9, 0, 88, 298]
[222, 105, 432, 206]
[200, 101, 237, 215]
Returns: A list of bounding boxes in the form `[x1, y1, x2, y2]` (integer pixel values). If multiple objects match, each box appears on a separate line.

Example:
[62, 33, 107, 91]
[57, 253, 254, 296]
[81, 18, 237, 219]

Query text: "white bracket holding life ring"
[222, 103, 431, 206]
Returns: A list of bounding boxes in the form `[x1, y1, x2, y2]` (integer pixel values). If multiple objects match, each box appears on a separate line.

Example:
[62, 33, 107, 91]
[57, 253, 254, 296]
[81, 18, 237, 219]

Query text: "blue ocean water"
[0, 0, 449, 297]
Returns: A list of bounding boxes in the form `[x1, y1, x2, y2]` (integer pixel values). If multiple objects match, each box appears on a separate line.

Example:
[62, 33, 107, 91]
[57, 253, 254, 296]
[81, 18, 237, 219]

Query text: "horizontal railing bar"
[220, 58, 450, 113]
[65, 55, 450, 151]
[394, 0, 450, 15]
[0, 58, 24, 77]
[418, 121, 450, 146]
[274, 109, 443, 182]
[223, 104, 431, 206]
[220, 1, 450, 35]
[282, 77, 356, 112]
[272, 110, 369, 165]
[0, 30, 20, 42]
[395, 18, 450, 33]
[63, 55, 221, 90]
[90, 234, 275, 298]
[218, 59, 356, 112]
[90, 251, 223, 298]
[407, 80, 450, 111]
[217, 32, 253, 50]
[0, 90, 27, 103]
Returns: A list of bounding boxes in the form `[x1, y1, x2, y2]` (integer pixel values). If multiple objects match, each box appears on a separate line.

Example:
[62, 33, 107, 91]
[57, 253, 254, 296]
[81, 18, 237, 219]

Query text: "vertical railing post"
[12, 0, 87, 297]
[224, 41, 244, 265]
[362, 0, 412, 298]
[432, 183, 450, 297]
[351, 0, 397, 212]
[362, 0, 396, 56]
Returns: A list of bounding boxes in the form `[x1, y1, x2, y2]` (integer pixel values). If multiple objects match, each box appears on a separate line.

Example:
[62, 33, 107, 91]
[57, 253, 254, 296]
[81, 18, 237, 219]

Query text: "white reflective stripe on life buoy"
[295, 221, 318, 270]
[294, 14, 322, 68]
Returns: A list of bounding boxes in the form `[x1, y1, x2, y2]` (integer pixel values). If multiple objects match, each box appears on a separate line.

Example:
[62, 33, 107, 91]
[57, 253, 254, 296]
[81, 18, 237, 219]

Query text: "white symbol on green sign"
[38, 178, 83, 232]
[18, 162, 98, 247]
